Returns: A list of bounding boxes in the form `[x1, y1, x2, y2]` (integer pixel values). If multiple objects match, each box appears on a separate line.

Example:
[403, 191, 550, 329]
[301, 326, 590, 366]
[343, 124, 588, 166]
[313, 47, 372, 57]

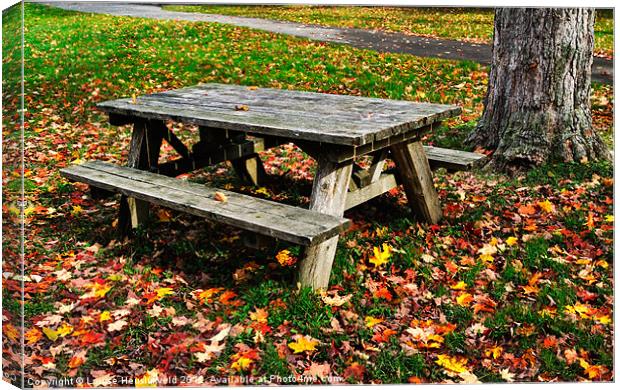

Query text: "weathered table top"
[98, 83, 461, 146]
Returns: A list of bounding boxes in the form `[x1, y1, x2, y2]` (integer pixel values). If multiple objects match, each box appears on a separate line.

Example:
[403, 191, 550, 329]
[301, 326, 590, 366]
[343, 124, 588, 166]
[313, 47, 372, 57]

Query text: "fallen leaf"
[436, 354, 469, 374]
[107, 319, 128, 332]
[369, 243, 391, 267]
[288, 335, 319, 353]
[364, 316, 384, 328]
[214, 192, 228, 202]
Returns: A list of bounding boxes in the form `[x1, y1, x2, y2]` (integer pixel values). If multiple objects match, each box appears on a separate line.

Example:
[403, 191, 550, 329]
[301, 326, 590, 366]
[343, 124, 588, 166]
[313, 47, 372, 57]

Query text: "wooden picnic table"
[68, 83, 461, 289]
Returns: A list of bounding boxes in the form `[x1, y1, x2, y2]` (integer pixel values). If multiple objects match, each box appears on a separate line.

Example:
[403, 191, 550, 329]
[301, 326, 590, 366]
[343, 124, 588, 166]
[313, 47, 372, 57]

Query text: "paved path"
[44, 2, 613, 84]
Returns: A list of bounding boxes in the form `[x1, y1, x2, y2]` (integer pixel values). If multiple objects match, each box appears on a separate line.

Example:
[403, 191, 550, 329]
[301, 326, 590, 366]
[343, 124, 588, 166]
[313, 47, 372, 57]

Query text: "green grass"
[164, 5, 614, 57]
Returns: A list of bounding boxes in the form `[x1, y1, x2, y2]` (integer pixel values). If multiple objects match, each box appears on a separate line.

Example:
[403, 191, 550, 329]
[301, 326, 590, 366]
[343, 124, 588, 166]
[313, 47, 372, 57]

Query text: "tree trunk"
[466, 8, 610, 171]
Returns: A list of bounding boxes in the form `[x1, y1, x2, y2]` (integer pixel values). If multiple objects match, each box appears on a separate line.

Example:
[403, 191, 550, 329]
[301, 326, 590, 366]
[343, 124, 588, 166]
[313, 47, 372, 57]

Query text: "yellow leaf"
[375, 226, 388, 237]
[365, 316, 384, 328]
[435, 354, 469, 374]
[255, 187, 271, 196]
[565, 302, 595, 319]
[57, 323, 74, 338]
[197, 288, 223, 303]
[369, 244, 391, 267]
[231, 357, 254, 371]
[595, 314, 611, 325]
[42, 327, 59, 341]
[155, 287, 174, 300]
[24, 205, 36, 216]
[537, 200, 554, 213]
[276, 250, 296, 266]
[450, 281, 467, 291]
[25, 328, 42, 344]
[595, 260, 609, 269]
[71, 205, 83, 216]
[288, 336, 319, 354]
[604, 215, 614, 223]
[456, 293, 473, 306]
[485, 345, 503, 359]
[99, 311, 111, 322]
[90, 282, 112, 298]
[4, 324, 19, 341]
[136, 368, 159, 387]
[478, 253, 494, 263]
[506, 236, 518, 246]
[425, 334, 444, 349]
[249, 308, 268, 323]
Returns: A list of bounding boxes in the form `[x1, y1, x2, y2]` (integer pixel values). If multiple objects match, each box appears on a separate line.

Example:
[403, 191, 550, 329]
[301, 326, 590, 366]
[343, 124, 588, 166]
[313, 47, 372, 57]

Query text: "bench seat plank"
[423, 146, 487, 171]
[60, 161, 350, 246]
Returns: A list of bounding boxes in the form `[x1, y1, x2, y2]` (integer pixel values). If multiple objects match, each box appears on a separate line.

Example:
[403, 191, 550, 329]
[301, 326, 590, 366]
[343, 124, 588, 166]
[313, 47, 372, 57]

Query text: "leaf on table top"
[214, 191, 228, 202]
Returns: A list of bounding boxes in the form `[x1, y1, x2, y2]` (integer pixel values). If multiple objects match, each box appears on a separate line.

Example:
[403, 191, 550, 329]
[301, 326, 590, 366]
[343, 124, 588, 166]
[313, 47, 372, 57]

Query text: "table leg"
[196, 127, 266, 186]
[231, 153, 266, 186]
[118, 119, 163, 236]
[298, 153, 353, 290]
[390, 140, 442, 224]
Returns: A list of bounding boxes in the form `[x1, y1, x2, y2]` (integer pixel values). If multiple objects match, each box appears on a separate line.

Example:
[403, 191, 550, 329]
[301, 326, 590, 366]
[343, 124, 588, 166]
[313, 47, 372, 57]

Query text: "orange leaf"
[518, 204, 537, 215]
[521, 285, 540, 295]
[214, 192, 228, 202]
[542, 335, 558, 349]
[249, 308, 269, 323]
[456, 293, 474, 306]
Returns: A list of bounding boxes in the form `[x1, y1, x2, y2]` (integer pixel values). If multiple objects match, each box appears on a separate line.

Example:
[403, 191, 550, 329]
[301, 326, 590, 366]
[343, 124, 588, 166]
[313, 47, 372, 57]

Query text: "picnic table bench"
[61, 83, 484, 290]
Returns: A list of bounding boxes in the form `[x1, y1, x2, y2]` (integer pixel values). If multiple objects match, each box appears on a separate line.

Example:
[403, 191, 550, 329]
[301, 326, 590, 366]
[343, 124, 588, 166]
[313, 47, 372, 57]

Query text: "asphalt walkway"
[43, 2, 613, 84]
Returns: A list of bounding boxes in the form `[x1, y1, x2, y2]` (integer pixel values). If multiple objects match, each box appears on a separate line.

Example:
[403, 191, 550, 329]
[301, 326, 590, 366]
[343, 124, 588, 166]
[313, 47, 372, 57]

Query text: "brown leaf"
[343, 362, 365, 382]
[235, 104, 249, 111]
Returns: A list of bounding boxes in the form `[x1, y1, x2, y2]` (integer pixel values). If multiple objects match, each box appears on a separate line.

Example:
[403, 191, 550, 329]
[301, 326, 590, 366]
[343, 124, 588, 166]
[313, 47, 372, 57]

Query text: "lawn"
[2, 3, 614, 386]
[164, 5, 615, 58]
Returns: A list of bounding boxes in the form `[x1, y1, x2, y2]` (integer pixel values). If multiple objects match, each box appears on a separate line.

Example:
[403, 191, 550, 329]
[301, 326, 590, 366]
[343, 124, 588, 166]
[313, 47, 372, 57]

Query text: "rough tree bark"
[466, 8, 610, 171]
